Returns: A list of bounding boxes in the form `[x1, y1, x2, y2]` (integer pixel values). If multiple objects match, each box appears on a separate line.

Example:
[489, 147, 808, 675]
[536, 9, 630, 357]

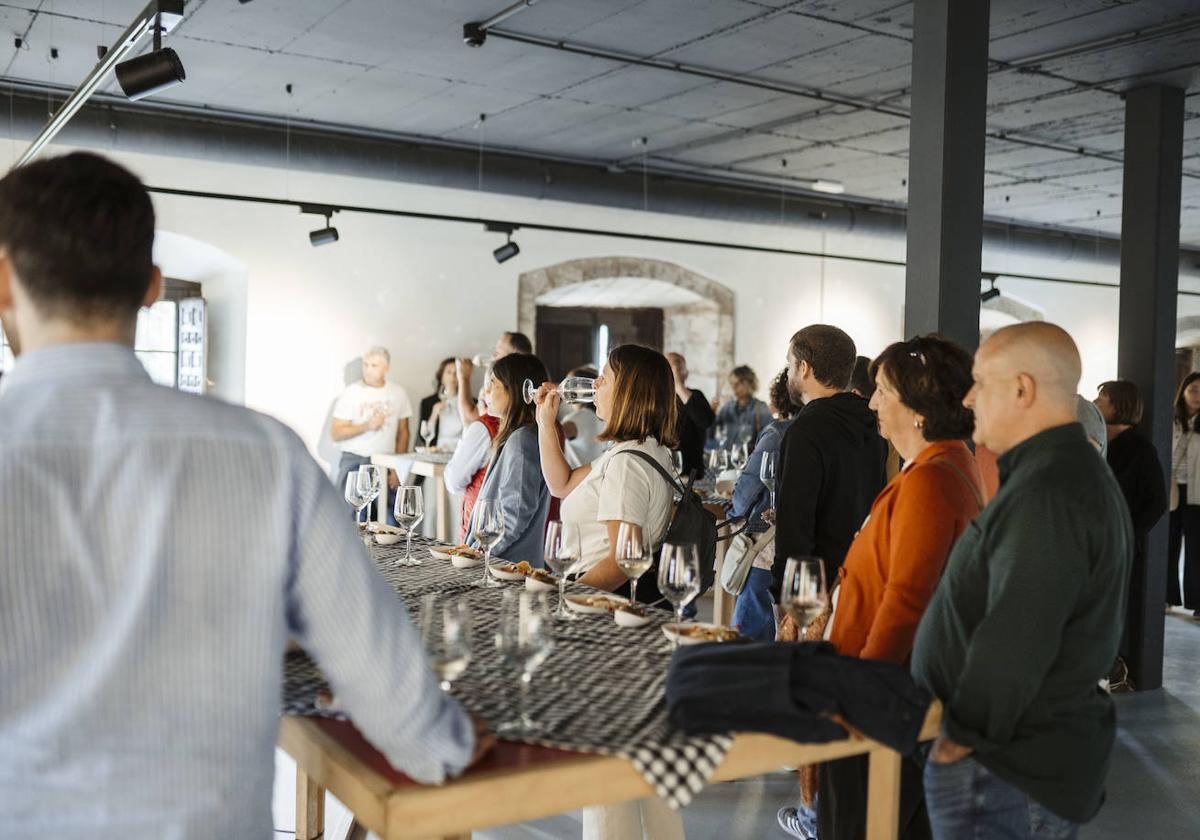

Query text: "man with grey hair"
[331, 345, 412, 511]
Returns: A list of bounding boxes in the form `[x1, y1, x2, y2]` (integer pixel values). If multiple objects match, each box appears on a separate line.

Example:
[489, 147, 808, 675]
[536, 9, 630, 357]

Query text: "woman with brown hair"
[1168, 371, 1200, 614]
[535, 344, 678, 593]
[467, 353, 554, 564]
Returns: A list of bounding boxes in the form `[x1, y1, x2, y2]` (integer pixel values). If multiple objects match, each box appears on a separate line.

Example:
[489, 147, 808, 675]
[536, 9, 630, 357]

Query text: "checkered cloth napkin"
[281, 535, 733, 808]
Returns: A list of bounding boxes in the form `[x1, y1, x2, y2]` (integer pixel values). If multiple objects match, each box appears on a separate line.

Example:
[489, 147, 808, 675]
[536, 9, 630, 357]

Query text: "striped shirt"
[0, 343, 473, 839]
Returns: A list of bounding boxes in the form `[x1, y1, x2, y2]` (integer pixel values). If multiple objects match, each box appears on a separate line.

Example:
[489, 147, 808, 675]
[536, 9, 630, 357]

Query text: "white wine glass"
[471, 497, 506, 588]
[420, 593, 472, 691]
[494, 590, 554, 737]
[658, 542, 701, 644]
[760, 450, 778, 511]
[523, 376, 597, 405]
[780, 556, 828, 632]
[420, 419, 435, 450]
[615, 522, 653, 606]
[730, 442, 749, 472]
[393, 485, 424, 566]
[543, 520, 581, 620]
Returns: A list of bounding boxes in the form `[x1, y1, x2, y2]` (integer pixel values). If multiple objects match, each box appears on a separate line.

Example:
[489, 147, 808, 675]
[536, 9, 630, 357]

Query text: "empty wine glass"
[471, 497, 506, 588]
[780, 556, 828, 632]
[523, 376, 597, 405]
[420, 419, 435, 450]
[730, 442, 749, 472]
[494, 590, 554, 737]
[356, 465, 383, 533]
[670, 450, 684, 478]
[393, 485, 424, 566]
[708, 447, 729, 472]
[420, 593, 472, 691]
[658, 542, 701, 644]
[714, 423, 729, 449]
[344, 471, 370, 528]
[760, 450, 778, 511]
[615, 522, 654, 606]
[543, 520, 581, 620]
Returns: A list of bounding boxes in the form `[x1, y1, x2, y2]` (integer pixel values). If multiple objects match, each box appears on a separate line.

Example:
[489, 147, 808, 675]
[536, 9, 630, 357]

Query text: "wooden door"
[535, 307, 664, 380]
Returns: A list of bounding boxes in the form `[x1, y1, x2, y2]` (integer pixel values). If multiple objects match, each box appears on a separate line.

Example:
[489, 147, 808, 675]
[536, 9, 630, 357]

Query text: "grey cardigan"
[469, 424, 550, 564]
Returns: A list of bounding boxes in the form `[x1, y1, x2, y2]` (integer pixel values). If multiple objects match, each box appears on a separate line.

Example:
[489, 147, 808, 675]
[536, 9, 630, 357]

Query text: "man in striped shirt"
[0, 152, 481, 838]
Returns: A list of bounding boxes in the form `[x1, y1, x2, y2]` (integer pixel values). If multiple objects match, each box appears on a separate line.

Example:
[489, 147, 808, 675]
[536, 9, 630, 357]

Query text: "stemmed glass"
[471, 498, 505, 588]
[780, 557, 829, 632]
[393, 485, 424, 566]
[344, 472, 370, 530]
[494, 590, 554, 737]
[760, 450, 778, 511]
[420, 419, 435, 450]
[714, 423, 729, 450]
[420, 593, 472, 692]
[543, 520, 581, 620]
[658, 542, 701, 645]
[347, 465, 382, 542]
[730, 442, 749, 472]
[615, 522, 653, 606]
[522, 376, 597, 405]
[670, 450, 684, 478]
[708, 447, 729, 472]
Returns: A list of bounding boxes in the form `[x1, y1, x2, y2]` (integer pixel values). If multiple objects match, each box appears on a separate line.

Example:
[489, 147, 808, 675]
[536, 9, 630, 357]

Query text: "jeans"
[924, 758, 1078, 840]
[732, 567, 776, 641]
[1167, 484, 1200, 608]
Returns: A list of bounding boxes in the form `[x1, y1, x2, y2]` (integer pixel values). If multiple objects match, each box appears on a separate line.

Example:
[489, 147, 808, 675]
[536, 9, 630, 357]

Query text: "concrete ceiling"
[1, 0, 1199, 245]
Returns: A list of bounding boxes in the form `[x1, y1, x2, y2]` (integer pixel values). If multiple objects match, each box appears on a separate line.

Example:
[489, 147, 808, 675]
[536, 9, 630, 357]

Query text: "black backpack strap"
[615, 448, 687, 496]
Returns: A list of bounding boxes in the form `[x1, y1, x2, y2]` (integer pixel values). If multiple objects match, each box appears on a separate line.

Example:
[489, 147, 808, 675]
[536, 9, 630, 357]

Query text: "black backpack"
[614, 449, 719, 600]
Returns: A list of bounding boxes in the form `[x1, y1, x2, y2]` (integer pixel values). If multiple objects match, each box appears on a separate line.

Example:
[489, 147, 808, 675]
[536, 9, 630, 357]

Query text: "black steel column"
[904, 0, 991, 350]
[1118, 84, 1185, 692]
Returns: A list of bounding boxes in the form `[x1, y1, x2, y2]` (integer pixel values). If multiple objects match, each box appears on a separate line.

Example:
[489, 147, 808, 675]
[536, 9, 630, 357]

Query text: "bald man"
[912, 322, 1132, 839]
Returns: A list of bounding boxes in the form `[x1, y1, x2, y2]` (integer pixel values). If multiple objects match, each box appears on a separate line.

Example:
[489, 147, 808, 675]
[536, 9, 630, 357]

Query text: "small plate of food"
[661, 622, 740, 645]
[524, 569, 560, 592]
[564, 593, 626, 615]
[442, 545, 484, 568]
[490, 561, 534, 582]
[374, 532, 404, 546]
[613, 602, 651, 628]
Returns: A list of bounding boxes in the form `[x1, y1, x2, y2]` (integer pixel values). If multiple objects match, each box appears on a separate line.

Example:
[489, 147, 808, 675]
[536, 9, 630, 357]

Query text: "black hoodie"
[773, 391, 888, 595]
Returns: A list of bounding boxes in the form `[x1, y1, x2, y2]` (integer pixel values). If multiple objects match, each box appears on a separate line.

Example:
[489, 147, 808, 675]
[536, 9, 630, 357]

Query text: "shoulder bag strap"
[930, 455, 984, 514]
[615, 447, 687, 496]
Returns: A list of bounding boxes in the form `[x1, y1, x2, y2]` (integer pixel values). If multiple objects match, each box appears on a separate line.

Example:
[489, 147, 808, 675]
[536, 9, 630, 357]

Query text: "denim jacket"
[469, 424, 550, 564]
[728, 418, 793, 534]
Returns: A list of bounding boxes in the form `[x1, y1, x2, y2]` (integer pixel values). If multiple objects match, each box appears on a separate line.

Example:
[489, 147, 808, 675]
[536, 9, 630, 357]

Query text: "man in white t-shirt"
[331, 346, 413, 510]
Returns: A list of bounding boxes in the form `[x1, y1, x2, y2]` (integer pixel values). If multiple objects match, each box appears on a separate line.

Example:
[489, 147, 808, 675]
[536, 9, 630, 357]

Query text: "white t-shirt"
[332, 381, 413, 457]
[560, 438, 675, 574]
[563, 407, 607, 469]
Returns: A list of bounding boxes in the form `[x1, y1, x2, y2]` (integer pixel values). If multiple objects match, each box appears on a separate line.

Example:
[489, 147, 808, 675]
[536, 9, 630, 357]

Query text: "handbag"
[720, 524, 775, 596]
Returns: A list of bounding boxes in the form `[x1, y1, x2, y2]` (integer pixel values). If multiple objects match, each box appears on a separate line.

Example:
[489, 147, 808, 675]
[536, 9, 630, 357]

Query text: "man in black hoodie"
[773, 324, 888, 594]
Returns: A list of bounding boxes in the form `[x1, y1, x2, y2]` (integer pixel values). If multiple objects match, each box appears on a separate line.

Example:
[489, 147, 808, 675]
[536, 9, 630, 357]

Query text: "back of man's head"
[0, 152, 155, 323]
[505, 331, 533, 355]
[789, 324, 857, 390]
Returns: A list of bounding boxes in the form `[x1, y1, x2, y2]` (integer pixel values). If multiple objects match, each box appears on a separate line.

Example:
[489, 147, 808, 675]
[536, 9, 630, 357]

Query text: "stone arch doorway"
[518, 257, 734, 397]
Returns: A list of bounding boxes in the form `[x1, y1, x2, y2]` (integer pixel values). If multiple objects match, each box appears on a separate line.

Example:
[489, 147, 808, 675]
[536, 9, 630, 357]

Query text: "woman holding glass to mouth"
[533, 343, 684, 840]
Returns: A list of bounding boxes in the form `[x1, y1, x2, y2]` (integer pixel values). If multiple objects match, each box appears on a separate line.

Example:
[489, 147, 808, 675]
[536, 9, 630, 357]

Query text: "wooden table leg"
[296, 765, 325, 840]
[435, 472, 449, 543]
[865, 746, 902, 840]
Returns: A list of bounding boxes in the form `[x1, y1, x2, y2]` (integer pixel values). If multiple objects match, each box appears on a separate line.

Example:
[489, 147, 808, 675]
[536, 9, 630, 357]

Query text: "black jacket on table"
[773, 392, 887, 594]
[675, 388, 715, 478]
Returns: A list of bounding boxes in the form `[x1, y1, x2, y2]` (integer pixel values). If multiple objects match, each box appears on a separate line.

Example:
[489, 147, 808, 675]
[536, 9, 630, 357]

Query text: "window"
[0, 278, 203, 389]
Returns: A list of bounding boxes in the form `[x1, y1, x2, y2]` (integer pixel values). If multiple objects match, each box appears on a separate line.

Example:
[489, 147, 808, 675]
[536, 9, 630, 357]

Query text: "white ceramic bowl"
[489, 565, 527, 582]
[374, 533, 403, 546]
[565, 594, 623, 614]
[450, 554, 483, 569]
[429, 547, 453, 560]
[613, 605, 651, 628]
[661, 622, 738, 645]
[525, 574, 558, 592]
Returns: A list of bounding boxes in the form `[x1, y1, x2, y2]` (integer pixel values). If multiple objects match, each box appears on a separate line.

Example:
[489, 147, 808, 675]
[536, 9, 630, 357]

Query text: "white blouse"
[560, 438, 675, 573]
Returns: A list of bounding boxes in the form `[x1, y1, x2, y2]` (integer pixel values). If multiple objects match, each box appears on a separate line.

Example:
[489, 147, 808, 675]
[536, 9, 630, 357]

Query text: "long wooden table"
[280, 702, 941, 840]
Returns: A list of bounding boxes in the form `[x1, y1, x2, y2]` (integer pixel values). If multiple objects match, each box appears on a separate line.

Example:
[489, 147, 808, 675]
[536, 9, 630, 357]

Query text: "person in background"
[848, 354, 874, 398]
[913, 322, 1132, 840]
[774, 325, 888, 593]
[562, 365, 606, 468]
[1169, 371, 1200, 616]
[535, 344, 681, 840]
[0, 152, 488, 837]
[445, 367, 502, 541]
[457, 330, 533, 427]
[1076, 394, 1108, 458]
[801, 335, 983, 840]
[728, 369, 800, 642]
[714, 364, 774, 452]
[666, 351, 714, 478]
[1095, 380, 1169, 688]
[468, 353, 553, 563]
[330, 345, 412, 511]
[418, 357, 463, 449]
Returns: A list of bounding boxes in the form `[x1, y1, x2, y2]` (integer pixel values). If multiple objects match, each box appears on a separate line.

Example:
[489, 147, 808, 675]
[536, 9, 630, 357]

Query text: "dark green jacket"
[912, 423, 1133, 823]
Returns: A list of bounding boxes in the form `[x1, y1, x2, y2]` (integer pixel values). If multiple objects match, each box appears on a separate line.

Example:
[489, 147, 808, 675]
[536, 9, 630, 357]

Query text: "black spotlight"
[463, 21, 487, 47]
[309, 225, 340, 247]
[980, 274, 1001, 302]
[303, 206, 340, 247]
[115, 47, 185, 101]
[493, 239, 520, 263]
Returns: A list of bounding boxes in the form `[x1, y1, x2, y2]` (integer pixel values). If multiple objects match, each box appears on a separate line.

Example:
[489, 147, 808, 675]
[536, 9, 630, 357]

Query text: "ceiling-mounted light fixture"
[463, 0, 542, 47]
[302, 204, 340, 247]
[811, 180, 845, 194]
[981, 273, 1001, 302]
[487, 222, 520, 263]
[114, 4, 185, 101]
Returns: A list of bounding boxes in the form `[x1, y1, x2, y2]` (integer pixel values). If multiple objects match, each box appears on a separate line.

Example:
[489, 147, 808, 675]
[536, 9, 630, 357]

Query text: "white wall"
[6, 139, 1195, 465]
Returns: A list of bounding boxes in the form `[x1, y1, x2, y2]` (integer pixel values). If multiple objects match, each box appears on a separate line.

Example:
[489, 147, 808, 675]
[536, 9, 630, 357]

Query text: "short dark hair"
[849, 356, 874, 398]
[1098, 380, 1143, 426]
[768, 368, 800, 419]
[870, 334, 975, 441]
[505, 331, 533, 355]
[789, 324, 857, 390]
[0, 152, 155, 320]
[728, 364, 758, 392]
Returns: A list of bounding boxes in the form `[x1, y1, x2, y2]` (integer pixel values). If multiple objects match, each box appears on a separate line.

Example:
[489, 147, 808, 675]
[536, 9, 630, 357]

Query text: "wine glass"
[471, 497, 506, 588]
[760, 450, 778, 511]
[543, 520, 581, 620]
[714, 423, 729, 449]
[730, 442, 749, 472]
[615, 522, 654, 605]
[495, 590, 554, 736]
[393, 485, 424, 566]
[420, 419, 435, 450]
[523, 376, 597, 405]
[420, 593, 472, 692]
[658, 542, 701, 644]
[670, 450, 684, 478]
[356, 465, 383, 532]
[344, 471, 369, 528]
[780, 556, 828, 632]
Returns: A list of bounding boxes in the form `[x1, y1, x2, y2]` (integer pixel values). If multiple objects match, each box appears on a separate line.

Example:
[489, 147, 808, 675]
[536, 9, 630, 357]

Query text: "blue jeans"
[924, 758, 1078, 840]
[732, 567, 776, 641]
